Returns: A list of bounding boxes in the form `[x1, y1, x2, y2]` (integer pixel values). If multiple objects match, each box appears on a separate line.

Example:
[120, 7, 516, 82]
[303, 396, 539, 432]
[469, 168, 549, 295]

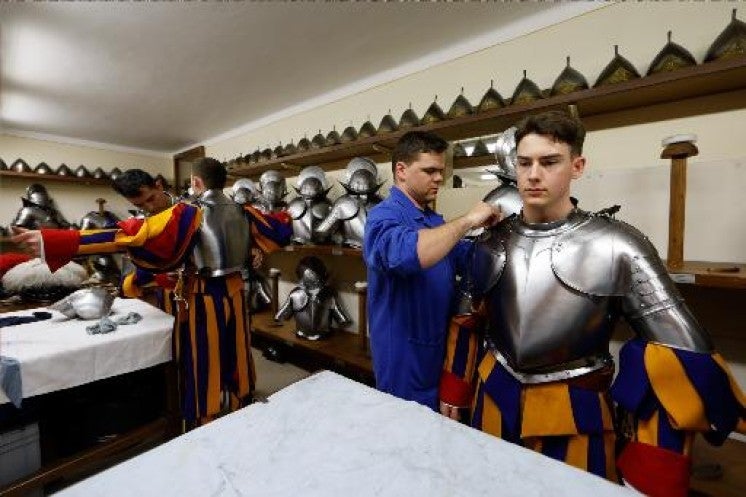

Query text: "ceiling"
[0, 2, 598, 155]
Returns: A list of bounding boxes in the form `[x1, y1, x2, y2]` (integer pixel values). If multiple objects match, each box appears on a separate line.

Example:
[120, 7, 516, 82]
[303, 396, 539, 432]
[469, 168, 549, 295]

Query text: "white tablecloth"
[0, 298, 173, 405]
[57, 371, 636, 497]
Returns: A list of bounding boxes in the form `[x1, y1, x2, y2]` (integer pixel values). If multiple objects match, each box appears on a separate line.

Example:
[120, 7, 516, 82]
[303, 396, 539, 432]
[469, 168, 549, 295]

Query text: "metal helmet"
[491, 127, 518, 183]
[341, 157, 380, 195]
[258, 169, 287, 203]
[25, 183, 53, 208]
[295, 166, 329, 200]
[231, 178, 258, 204]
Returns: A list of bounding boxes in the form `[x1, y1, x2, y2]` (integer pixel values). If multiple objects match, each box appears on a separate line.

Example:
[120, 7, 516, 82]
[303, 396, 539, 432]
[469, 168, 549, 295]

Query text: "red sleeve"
[40, 229, 81, 272]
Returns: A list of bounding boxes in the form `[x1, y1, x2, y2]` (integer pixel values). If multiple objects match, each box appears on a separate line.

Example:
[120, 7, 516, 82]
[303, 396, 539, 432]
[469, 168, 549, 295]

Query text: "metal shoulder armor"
[329, 195, 360, 221]
[483, 183, 522, 218]
[551, 212, 713, 352]
[472, 218, 511, 297]
[287, 198, 308, 220]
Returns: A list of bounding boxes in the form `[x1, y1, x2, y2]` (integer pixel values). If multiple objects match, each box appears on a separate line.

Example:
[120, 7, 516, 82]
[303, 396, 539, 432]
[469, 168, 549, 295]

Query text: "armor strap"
[489, 345, 613, 385]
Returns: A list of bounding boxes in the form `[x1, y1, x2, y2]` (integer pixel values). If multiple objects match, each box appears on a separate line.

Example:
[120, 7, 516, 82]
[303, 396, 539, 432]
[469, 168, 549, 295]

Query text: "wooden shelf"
[453, 154, 497, 170]
[667, 261, 746, 290]
[229, 56, 746, 180]
[0, 170, 112, 187]
[251, 311, 372, 380]
[279, 244, 362, 257]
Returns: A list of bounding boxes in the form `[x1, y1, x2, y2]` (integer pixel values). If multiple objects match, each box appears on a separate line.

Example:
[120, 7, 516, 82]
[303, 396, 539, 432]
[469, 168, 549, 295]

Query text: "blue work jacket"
[363, 186, 470, 410]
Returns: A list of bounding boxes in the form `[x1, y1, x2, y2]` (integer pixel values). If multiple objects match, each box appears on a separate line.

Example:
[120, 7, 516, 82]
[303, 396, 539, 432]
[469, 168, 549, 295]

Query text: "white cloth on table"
[0, 298, 173, 405]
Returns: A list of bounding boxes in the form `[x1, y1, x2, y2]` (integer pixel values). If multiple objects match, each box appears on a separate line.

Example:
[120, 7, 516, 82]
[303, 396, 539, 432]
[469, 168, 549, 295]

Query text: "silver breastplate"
[288, 198, 331, 244]
[276, 287, 351, 340]
[192, 190, 251, 277]
[482, 215, 614, 373]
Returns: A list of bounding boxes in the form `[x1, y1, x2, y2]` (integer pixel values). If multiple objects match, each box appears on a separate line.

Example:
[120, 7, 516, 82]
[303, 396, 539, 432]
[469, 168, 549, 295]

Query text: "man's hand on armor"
[10, 227, 42, 257]
[465, 202, 502, 230]
[439, 401, 461, 421]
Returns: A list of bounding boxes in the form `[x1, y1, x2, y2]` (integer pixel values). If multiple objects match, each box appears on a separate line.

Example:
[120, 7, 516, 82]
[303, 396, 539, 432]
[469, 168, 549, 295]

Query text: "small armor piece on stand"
[311, 131, 326, 149]
[358, 120, 377, 139]
[377, 110, 399, 134]
[56, 163, 73, 176]
[11, 159, 31, 173]
[510, 70, 544, 105]
[550, 56, 589, 96]
[255, 170, 288, 213]
[421, 97, 446, 125]
[594, 45, 641, 87]
[283, 141, 298, 156]
[92, 167, 108, 179]
[11, 183, 72, 229]
[447, 88, 474, 118]
[275, 256, 351, 340]
[34, 162, 53, 175]
[316, 157, 384, 248]
[325, 127, 342, 147]
[340, 125, 358, 143]
[108, 167, 122, 181]
[74, 165, 92, 178]
[0, 158, 7, 171]
[287, 166, 333, 245]
[471, 139, 491, 157]
[398, 104, 420, 129]
[297, 137, 311, 153]
[705, 8, 746, 62]
[647, 32, 696, 75]
[478, 80, 505, 112]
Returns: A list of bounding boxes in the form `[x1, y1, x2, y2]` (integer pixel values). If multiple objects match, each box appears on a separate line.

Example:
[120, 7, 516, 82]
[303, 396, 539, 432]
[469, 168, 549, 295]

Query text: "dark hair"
[391, 131, 448, 177]
[112, 169, 156, 198]
[192, 157, 227, 190]
[514, 110, 586, 156]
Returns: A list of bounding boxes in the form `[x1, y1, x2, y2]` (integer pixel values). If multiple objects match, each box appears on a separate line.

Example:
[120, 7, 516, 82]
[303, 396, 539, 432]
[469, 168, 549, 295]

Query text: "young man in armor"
[439, 110, 745, 497]
[363, 130, 500, 411]
[12, 159, 258, 429]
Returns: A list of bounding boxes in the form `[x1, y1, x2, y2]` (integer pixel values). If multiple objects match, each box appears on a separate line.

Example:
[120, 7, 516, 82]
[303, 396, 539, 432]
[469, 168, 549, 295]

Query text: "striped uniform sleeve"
[42, 203, 202, 273]
[611, 338, 746, 497]
[244, 205, 292, 253]
[439, 310, 485, 408]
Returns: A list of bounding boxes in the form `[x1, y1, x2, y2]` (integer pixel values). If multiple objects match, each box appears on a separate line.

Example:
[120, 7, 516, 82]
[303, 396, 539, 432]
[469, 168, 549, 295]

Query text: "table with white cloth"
[0, 297, 173, 405]
[0, 297, 177, 497]
[57, 371, 636, 497]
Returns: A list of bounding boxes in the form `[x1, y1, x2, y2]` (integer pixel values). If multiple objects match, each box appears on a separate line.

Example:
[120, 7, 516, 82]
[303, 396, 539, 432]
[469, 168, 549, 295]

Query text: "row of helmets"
[231, 127, 523, 249]
[0, 158, 124, 181]
[228, 10, 745, 167]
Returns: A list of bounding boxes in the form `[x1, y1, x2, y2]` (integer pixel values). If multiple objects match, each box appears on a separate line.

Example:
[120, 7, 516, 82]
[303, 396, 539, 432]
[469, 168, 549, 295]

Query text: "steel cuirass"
[192, 189, 251, 277]
[473, 208, 713, 383]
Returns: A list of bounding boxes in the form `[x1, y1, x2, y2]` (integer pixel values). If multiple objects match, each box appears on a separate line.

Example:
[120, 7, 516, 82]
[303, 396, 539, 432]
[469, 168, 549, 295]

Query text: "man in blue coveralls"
[363, 131, 500, 410]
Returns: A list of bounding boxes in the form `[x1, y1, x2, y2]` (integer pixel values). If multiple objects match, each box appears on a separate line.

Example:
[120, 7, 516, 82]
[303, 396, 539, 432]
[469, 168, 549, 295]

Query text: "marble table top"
[56, 371, 636, 497]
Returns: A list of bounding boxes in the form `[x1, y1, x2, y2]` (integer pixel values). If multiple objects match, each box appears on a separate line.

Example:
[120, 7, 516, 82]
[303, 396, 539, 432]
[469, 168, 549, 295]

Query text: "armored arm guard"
[550, 215, 713, 353]
[329, 294, 352, 327]
[275, 287, 304, 321]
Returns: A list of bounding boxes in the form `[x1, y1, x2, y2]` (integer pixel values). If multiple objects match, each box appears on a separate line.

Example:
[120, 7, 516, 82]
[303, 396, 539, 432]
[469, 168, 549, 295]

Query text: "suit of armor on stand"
[286, 166, 333, 245]
[275, 256, 351, 340]
[316, 157, 384, 248]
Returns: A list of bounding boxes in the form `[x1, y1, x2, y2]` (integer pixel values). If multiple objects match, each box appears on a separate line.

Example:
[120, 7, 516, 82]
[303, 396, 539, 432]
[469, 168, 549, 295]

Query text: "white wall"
[0, 133, 172, 227]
